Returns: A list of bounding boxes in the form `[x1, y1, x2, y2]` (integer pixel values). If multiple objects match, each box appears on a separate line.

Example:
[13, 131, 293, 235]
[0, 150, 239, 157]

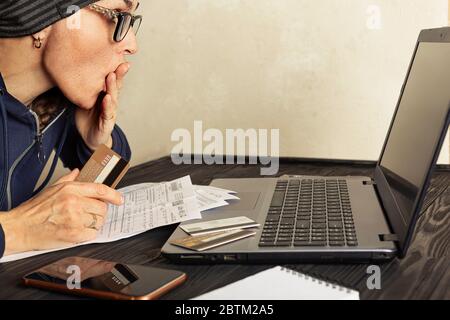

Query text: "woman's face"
[42, 0, 139, 109]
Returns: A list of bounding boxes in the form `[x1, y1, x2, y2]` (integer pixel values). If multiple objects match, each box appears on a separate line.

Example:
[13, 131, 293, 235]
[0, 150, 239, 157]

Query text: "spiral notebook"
[193, 266, 359, 300]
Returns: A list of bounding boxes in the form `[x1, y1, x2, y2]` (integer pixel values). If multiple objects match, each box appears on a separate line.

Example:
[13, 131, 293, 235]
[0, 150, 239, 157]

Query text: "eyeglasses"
[88, 3, 142, 42]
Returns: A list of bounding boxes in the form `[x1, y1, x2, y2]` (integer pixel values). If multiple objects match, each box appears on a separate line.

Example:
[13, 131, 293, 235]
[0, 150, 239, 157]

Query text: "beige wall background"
[117, 0, 448, 166]
[50, 0, 450, 182]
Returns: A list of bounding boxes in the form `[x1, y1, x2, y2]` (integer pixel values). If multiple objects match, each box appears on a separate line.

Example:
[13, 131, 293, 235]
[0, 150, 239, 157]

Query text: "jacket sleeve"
[0, 224, 5, 258]
[59, 115, 132, 170]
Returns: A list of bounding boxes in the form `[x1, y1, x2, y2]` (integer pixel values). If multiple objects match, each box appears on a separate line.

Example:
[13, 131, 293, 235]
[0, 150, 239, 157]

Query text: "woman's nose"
[122, 31, 138, 55]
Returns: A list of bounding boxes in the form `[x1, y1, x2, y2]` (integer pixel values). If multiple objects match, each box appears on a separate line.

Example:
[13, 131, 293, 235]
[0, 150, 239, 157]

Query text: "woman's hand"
[0, 169, 124, 256]
[74, 62, 130, 151]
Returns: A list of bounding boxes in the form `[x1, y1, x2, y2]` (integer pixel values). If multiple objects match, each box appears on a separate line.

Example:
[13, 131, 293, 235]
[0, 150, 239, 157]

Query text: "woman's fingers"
[101, 93, 115, 123]
[81, 198, 108, 230]
[99, 63, 129, 127]
[21, 169, 81, 210]
[80, 212, 105, 230]
[54, 169, 80, 185]
[53, 181, 122, 206]
[82, 198, 108, 218]
[106, 72, 118, 102]
[115, 62, 130, 91]
[72, 182, 124, 206]
[101, 73, 118, 123]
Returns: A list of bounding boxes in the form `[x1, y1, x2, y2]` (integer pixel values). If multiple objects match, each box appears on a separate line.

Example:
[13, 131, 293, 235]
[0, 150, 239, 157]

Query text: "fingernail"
[121, 195, 125, 204]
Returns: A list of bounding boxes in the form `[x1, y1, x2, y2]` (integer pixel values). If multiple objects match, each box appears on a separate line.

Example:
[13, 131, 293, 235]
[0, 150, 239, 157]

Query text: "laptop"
[162, 27, 450, 263]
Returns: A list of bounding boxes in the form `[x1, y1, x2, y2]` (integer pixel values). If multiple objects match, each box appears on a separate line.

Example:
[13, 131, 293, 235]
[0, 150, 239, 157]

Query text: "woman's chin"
[75, 95, 99, 110]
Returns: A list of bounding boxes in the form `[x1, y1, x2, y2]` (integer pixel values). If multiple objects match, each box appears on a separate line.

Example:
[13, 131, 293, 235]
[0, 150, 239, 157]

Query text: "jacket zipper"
[6, 109, 66, 210]
[30, 110, 45, 163]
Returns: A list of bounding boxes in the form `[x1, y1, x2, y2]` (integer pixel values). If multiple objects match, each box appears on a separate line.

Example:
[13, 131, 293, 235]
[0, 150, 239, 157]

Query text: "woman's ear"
[31, 25, 53, 49]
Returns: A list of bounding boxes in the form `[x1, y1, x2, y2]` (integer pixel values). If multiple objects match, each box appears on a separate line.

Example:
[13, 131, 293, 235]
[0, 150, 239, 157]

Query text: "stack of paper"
[0, 176, 238, 263]
[194, 185, 239, 212]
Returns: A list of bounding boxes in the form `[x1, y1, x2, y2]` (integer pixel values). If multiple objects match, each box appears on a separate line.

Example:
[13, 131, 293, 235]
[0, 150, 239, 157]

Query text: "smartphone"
[22, 257, 186, 300]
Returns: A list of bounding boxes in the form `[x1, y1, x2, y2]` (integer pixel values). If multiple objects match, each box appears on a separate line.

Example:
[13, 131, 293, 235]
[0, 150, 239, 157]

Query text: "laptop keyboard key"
[293, 241, 311, 246]
[261, 233, 279, 240]
[259, 242, 276, 247]
[280, 218, 295, 225]
[274, 241, 291, 246]
[312, 232, 326, 237]
[295, 237, 310, 242]
[260, 238, 276, 243]
[296, 220, 310, 229]
[277, 233, 293, 237]
[329, 237, 345, 242]
[270, 191, 286, 207]
[307, 241, 327, 246]
[329, 221, 343, 229]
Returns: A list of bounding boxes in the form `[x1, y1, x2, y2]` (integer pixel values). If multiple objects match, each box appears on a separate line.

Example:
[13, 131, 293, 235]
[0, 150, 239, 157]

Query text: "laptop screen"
[379, 41, 449, 226]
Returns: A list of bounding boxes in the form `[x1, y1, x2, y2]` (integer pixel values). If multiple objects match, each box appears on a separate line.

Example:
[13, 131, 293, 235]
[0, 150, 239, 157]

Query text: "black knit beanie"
[0, 0, 99, 38]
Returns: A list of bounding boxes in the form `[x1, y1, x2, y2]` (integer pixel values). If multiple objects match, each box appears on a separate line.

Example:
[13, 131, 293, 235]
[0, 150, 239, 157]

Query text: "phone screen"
[23, 257, 186, 299]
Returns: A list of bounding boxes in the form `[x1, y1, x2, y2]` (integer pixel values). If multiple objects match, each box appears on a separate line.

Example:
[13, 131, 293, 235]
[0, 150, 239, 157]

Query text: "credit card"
[76, 144, 130, 188]
[180, 216, 260, 236]
[170, 229, 257, 251]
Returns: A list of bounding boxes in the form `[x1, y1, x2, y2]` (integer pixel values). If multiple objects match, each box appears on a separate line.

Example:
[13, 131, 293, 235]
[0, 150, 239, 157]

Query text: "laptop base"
[162, 176, 397, 264]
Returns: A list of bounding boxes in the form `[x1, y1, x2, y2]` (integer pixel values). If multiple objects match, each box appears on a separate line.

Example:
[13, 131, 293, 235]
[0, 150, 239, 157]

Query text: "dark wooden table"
[0, 157, 448, 300]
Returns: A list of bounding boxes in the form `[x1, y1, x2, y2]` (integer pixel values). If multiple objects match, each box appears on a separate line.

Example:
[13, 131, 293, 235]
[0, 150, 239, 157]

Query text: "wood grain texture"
[0, 157, 448, 300]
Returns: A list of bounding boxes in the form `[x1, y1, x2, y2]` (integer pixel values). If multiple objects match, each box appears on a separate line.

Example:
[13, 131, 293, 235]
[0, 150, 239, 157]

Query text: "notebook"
[193, 266, 360, 300]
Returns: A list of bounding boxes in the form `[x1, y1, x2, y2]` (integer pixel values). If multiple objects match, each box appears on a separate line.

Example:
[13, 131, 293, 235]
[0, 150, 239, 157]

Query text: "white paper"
[193, 266, 360, 300]
[195, 184, 237, 194]
[0, 176, 201, 263]
[194, 185, 239, 212]
[97, 176, 199, 239]
[0, 177, 239, 263]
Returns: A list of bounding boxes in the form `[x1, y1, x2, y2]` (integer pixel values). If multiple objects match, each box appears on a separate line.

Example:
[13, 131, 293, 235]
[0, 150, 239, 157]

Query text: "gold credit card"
[76, 144, 130, 188]
[180, 216, 260, 236]
[170, 229, 257, 251]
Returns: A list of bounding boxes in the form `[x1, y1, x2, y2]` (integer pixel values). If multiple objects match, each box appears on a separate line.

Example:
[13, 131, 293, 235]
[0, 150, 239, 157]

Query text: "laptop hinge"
[362, 179, 376, 185]
[379, 234, 399, 242]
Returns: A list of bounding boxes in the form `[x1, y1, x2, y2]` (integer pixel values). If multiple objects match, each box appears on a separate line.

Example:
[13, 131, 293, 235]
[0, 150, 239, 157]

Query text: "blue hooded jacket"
[0, 73, 131, 258]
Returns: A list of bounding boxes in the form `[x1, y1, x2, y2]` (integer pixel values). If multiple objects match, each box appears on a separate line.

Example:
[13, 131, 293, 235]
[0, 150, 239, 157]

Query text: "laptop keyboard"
[258, 178, 358, 247]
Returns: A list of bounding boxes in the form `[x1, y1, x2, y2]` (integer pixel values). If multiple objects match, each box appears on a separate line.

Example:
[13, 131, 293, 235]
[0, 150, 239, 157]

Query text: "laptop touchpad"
[226, 192, 261, 210]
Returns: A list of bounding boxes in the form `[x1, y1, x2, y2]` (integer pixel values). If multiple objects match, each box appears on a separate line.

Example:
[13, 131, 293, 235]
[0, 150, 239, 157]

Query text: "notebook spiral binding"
[280, 267, 355, 294]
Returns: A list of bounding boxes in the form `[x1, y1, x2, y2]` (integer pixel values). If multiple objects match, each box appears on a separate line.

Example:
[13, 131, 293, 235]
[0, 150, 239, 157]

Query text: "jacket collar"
[0, 72, 36, 119]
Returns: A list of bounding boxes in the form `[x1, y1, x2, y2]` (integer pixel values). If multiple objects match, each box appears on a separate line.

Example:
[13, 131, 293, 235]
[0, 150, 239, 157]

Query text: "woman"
[0, 0, 142, 258]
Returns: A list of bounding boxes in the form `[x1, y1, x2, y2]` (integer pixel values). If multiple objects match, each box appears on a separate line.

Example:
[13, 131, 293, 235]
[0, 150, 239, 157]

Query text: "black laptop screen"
[379, 42, 449, 225]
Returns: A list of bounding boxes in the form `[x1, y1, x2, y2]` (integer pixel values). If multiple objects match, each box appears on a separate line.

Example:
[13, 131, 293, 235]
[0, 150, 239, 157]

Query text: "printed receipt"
[0, 176, 201, 263]
[97, 176, 201, 241]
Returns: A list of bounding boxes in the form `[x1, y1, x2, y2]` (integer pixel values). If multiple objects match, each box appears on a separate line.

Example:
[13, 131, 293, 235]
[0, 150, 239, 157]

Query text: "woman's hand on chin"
[75, 62, 130, 151]
[1, 169, 124, 256]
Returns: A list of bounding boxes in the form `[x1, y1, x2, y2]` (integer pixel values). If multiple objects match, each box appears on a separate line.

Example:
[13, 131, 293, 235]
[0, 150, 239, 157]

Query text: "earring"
[33, 37, 42, 49]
